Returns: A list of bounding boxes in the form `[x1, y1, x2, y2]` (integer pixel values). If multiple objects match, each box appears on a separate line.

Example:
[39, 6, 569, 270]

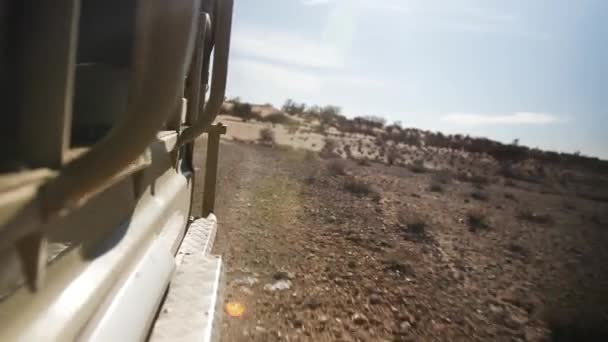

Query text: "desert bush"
[286, 121, 300, 134]
[396, 211, 433, 243]
[232, 102, 258, 122]
[344, 177, 381, 200]
[409, 159, 426, 173]
[517, 209, 554, 225]
[358, 158, 371, 166]
[259, 128, 275, 145]
[282, 99, 306, 115]
[327, 159, 348, 176]
[498, 162, 517, 178]
[320, 139, 339, 159]
[261, 112, 296, 125]
[429, 182, 444, 193]
[562, 201, 576, 211]
[456, 172, 471, 182]
[432, 170, 452, 185]
[471, 191, 489, 201]
[467, 210, 489, 232]
[470, 174, 490, 188]
[304, 150, 317, 161]
[386, 147, 399, 165]
[504, 192, 516, 201]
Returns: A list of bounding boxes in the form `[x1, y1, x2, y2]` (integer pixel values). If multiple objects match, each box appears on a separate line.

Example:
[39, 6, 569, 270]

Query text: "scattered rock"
[292, 318, 304, 328]
[504, 309, 529, 329]
[352, 313, 368, 325]
[369, 293, 382, 305]
[240, 286, 254, 295]
[273, 270, 295, 280]
[255, 326, 267, 333]
[384, 260, 415, 276]
[264, 280, 292, 291]
[304, 297, 322, 310]
[232, 276, 259, 287]
[489, 303, 504, 315]
[398, 320, 412, 333]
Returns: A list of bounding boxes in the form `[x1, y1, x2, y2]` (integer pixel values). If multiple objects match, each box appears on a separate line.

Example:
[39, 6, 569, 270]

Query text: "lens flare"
[225, 301, 246, 318]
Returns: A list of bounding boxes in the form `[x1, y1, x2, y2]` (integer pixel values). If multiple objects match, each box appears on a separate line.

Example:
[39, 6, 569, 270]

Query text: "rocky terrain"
[192, 126, 608, 341]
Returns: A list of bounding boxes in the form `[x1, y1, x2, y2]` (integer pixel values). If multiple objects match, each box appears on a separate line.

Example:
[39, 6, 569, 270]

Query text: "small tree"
[233, 102, 254, 121]
[282, 99, 306, 115]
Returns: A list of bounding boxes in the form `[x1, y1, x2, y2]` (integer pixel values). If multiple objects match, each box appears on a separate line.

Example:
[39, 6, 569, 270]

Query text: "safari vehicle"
[0, 0, 232, 340]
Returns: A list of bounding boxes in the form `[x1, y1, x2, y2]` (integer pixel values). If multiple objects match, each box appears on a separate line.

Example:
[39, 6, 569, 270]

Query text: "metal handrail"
[39, 0, 201, 220]
[174, 0, 234, 150]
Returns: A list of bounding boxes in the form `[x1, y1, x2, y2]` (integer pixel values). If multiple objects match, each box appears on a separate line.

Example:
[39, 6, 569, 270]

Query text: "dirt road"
[193, 140, 608, 342]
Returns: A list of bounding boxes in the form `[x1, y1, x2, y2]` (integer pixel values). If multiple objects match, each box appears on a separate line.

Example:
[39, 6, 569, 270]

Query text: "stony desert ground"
[192, 105, 608, 341]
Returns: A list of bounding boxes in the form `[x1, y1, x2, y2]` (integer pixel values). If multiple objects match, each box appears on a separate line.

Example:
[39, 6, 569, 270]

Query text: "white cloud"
[302, 0, 334, 5]
[227, 58, 384, 106]
[441, 112, 562, 125]
[231, 27, 343, 69]
[301, 0, 549, 39]
[302, 0, 408, 12]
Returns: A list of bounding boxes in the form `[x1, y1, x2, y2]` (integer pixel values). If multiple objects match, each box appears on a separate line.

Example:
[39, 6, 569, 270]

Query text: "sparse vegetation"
[261, 112, 296, 125]
[471, 191, 489, 201]
[397, 210, 431, 242]
[320, 139, 339, 159]
[386, 147, 399, 165]
[470, 174, 490, 189]
[517, 208, 554, 225]
[357, 158, 371, 166]
[327, 159, 348, 176]
[409, 159, 426, 173]
[429, 182, 444, 193]
[467, 210, 489, 232]
[232, 101, 258, 122]
[344, 177, 380, 200]
[212, 123, 608, 341]
[562, 201, 576, 210]
[404, 214, 426, 235]
[259, 128, 275, 145]
[432, 170, 453, 185]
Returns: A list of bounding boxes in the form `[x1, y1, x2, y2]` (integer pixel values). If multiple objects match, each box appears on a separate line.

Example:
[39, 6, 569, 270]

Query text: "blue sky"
[226, 0, 607, 159]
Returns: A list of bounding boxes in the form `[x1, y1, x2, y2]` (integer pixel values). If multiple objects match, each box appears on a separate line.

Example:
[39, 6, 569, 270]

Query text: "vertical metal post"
[19, 0, 80, 168]
[202, 123, 226, 217]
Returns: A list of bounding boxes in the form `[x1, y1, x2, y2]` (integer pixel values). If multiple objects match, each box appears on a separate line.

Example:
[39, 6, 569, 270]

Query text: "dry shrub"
[397, 210, 431, 242]
[432, 170, 452, 184]
[358, 158, 371, 166]
[429, 182, 444, 193]
[467, 210, 489, 232]
[409, 159, 426, 173]
[404, 214, 426, 235]
[304, 150, 318, 161]
[517, 208, 554, 225]
[259, 128, 275, 145]
[471, 191, 489, 201]
[320, 139, 340, 159]
[327, 159, 348, 176]
[504, 192, 517, 201]
[562, 201, 576, 211]
[456, 172, 471, 182]
[261, 112, 296, 125]
[387, 147, 399, 165]
[344, 177, 381, 201]
[470, 174, 490, 189]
